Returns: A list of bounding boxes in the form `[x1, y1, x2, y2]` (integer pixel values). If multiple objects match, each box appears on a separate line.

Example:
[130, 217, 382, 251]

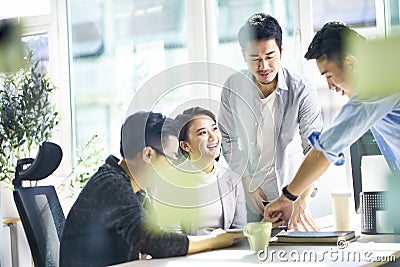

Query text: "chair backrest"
[13, 187, 65, 267]
[13, 141, 63, 188]
[13, 142, 64, 267]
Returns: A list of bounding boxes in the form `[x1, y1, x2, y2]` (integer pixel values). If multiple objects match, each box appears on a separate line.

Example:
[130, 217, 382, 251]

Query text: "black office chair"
[13, 141, 64, 267]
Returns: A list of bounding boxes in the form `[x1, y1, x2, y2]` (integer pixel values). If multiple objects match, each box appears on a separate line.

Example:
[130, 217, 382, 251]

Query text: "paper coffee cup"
[331, 191, 352, 231]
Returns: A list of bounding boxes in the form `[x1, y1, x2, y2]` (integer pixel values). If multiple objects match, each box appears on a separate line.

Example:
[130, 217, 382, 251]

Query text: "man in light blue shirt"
[218, 13, 323, 228]
[264, 22, 400, 226]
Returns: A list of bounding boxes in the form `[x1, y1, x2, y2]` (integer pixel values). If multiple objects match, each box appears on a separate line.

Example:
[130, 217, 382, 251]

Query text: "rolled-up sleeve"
[308, 131, 345, 165]
[308, 94, 399, 165]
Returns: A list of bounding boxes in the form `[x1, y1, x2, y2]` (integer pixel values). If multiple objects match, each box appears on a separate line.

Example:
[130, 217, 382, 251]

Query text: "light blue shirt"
[219, 67, 323, 199]
[309, 93, 400, 173]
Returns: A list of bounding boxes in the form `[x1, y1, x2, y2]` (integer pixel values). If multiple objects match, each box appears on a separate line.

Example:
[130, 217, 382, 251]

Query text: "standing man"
[263, 22, 400, 226]
[218, 13, 323, 228]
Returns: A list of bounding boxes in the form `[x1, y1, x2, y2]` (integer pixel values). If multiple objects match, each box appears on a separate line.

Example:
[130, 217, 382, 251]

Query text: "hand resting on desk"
[187, 228, 244, 254]
[289, 190, 319, 231]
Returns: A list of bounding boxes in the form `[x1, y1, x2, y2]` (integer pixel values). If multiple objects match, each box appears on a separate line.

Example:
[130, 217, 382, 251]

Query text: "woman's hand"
[209, 229, 244, 249]
[187, 229, 243, 254]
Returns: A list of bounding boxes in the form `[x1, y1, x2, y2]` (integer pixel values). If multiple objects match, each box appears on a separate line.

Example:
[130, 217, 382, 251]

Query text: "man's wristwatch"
[282, 185, 298, 201]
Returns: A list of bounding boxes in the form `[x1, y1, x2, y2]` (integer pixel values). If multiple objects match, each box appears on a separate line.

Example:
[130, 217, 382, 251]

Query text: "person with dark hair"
[219, 13, 323, 229]
[264, 22, 400, 227]
[60, 111, 243, 267]
[304, 21, 366, 97]
[156, 107, 247, 235]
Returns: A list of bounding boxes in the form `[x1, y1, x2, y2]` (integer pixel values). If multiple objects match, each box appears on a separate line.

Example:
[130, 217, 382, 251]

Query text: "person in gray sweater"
[60, 111, 242, 267]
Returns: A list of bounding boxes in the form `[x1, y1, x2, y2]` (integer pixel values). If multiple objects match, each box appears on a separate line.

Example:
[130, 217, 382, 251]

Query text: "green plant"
[0, 51, 59, 183]
[59, 134, 105, 198]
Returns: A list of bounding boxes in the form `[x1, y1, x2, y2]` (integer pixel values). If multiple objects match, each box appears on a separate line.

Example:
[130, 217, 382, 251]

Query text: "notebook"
[276, 231, 356, 243]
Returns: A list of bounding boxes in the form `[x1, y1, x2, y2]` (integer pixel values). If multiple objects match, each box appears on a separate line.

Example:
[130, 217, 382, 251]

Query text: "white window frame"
[18, 0, 73, 178]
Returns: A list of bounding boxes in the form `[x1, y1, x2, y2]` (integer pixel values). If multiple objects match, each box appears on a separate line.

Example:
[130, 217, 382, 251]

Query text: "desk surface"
[111, 234, 400, 267]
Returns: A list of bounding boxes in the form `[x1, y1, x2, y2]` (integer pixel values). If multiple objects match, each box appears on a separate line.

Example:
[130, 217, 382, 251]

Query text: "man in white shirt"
[219, 13, 323, 228]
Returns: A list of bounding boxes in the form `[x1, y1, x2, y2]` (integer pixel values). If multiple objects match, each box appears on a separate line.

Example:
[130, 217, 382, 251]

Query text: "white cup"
[243, 222, 272, 252]
[331, 191, 352, 231]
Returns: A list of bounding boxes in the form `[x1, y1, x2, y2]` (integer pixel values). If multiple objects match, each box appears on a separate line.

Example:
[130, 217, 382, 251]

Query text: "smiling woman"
[153, 107, 247, 235]
[177, 108, 222, 173]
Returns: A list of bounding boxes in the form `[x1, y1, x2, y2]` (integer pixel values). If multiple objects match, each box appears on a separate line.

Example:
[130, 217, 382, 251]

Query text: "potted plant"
[0, 50, 60, 185]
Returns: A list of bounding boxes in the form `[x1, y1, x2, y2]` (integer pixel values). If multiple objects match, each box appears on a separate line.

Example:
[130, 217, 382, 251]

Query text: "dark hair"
[304, 21, 366, 66]
[120, 111, 179, 159]
[238, 13, 283, 50]
[175, 107, 216, 158]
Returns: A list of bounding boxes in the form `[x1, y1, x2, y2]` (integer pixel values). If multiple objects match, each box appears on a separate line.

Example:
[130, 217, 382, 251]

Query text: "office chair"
[13, 141, 64, 267]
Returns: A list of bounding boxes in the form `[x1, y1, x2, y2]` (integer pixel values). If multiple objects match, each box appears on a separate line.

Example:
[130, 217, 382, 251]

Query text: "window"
[313, 0, 376, 30]
[0, 0, 52, 70]
[70, 0, 188, 155]
[0, 0, 50, 18]
[22, 33, 49, 72]
[382, 0, 400, 36]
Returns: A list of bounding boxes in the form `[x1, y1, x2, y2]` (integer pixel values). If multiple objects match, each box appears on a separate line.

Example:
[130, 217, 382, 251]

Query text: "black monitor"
[350, 129, 382, 213]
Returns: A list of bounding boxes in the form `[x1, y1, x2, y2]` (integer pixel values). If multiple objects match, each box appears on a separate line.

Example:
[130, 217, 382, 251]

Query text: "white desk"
[110, 215, 400, 266]
[111, 234, 400, 267]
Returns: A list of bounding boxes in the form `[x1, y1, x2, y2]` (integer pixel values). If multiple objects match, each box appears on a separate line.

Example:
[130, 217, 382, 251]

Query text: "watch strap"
[282, 185, 298, 201]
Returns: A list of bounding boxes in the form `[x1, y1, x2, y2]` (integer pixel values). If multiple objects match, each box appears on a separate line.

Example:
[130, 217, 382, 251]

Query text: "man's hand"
[242, 176, 268, 215]
[289, 195, 319, 231]
[263, 195, 293, 227]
